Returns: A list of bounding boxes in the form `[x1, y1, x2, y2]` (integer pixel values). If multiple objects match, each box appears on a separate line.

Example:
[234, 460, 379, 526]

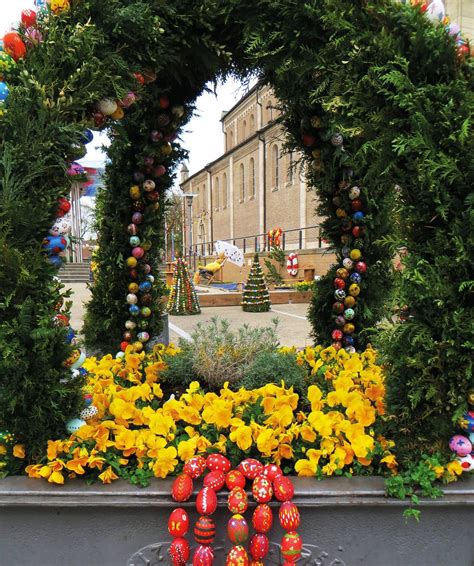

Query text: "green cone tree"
[242, 254, 271, 313]
[166, 257, 201, 315]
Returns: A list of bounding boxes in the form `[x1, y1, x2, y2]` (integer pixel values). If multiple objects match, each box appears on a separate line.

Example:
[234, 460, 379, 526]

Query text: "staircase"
[58, 262, 90, 283]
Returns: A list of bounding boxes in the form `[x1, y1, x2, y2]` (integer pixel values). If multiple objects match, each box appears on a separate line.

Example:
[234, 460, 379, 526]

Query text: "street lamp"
[184, 193, 198, 260]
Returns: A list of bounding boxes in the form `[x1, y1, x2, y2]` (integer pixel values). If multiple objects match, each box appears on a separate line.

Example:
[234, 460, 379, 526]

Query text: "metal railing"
[187, 225, 324, 270]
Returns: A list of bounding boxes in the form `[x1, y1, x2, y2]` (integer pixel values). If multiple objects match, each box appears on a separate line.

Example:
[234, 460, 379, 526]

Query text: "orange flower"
[98, 466, 119, 484]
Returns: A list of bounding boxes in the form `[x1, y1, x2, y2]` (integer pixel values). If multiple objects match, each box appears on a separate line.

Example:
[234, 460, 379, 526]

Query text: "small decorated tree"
[242, 253, 271, 312]
[166, 257, 201, 315]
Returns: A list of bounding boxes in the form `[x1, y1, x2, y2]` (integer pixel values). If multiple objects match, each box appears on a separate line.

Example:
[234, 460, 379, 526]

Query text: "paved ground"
[65, 283, 313, 348]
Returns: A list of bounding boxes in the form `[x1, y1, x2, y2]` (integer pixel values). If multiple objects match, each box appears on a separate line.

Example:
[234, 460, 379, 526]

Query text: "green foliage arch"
[0, 0, 472, 468]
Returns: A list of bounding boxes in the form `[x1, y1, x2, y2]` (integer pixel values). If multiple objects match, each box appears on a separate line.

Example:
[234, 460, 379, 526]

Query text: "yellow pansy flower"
[229, 425, 253, 451]
[99, 466, 119, 484]
[153, 447, 178, 479]
[13, 444, 25, 459]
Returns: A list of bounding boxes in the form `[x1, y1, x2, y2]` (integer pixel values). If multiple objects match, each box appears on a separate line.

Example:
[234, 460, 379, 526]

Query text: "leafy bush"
[162, 317, 280, 390]
[241, 351, 308, 406]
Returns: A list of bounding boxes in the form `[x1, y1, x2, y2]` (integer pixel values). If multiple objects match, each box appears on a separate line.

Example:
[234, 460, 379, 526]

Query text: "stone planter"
[0, 476, 473, 565]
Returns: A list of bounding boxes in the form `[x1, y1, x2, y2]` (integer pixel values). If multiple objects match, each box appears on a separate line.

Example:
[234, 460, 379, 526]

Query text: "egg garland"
[448, 393, 474, 473]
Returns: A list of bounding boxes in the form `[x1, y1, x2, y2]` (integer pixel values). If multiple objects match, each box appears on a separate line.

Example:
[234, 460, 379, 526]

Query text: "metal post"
[299, 230, 303, 250]
[282, 232, 286, 250]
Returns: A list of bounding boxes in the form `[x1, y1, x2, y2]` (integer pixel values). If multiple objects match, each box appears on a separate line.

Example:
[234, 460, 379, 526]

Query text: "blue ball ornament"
[343, 335, 355, 346]
[65, 327, 75, 343]
[353, 211, 365, 223]
[129, 304, 140, 316]
[139, 281, 152, 292]
[43, 235, 67, 254]
[80, 129, 94, 144]
[0, 82, 9, 102]
[78, 367, 88, 378]
[350, 272, 362, 284]
[129, 236, 140, 246]
[48, 255, 62, 268]
[66, 418, 87, 434]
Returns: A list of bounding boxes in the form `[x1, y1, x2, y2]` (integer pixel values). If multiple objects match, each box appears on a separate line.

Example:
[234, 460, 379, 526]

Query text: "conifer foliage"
[166, 257, 201, 316]
[242, 254, 271, 313]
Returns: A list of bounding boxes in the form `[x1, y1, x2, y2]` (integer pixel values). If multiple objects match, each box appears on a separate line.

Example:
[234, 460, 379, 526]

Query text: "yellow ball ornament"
[128, 283, 139, 293]
[349, 283, 360, 297]
[110, 105, 125, 120]
[126, 256, 138, 268]
[133, 341, 144, 353]
[129, 185, 141, 200]
[343, 323, 355, 334]
[336, 208, 347, 219]
[161, 142, 173, 156]
[344, 296, 356, 307]
[349, 249, 362, 261]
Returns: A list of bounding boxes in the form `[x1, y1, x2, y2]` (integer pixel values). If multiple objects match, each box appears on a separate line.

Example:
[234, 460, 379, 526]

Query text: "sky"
[1, 1, 250, 182]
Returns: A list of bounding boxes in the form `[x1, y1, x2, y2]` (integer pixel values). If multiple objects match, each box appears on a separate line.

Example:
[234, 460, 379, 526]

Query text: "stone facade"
[180, 84, 322, 256]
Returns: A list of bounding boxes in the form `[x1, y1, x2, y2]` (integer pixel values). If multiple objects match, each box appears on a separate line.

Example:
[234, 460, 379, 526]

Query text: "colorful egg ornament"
[194, 515, 216, 545]
[169, 537, 190, 566]
[249, 533, 270, 561]
[238, 458, 264, 479]
[228, 486, 248, 514]
[168, 507, 189, 537]
[206, 452, 232, 473]
[66, 418, 86, 434]
[171, 473, 193, 502]
[196, 486, 217, 516]
[227, 514, 249, 545]
[203, 470, 226, 491]
[457, 453, 474, 472]
[226, 546, 249, 566]
[279, 501, 301, 531]
[252, 503, 273, 533]
[3, 32, 27, 61]
[226, 469, 246, 490]
[261, 463, 282, 481]
[273, 475, 295, 502]
[449, 435, 472, 457]
[193, 544, 214, 566]
[281, 532, 303, 563]
[252, 475, 273, 503]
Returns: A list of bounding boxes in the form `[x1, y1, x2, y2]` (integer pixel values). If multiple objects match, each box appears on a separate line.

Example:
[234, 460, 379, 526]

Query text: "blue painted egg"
[129, 304, 140, 316]
[350, 272, 362, 284]
[80, 129, 94, 144]
[129, 236, 140, 246]
[0, 82, 9, 102]
[461, 411, 474, 433]
[344, 308, 355, 320]
[43, 235, 67, 254]
[342, 246, 350, 258]
[343, 335, 355, 346]
[139, 281, 152, 292]
[66, 418, 87, 434]
[65, 327, 75, 343]
[353, 211, 365, 222]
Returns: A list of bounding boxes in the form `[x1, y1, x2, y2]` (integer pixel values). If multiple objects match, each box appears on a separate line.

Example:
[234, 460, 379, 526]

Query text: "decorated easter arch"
[0, 0, 473, 474]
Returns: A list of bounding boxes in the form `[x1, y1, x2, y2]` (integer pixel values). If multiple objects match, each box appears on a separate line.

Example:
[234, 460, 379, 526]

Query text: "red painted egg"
[252, 503, 273, 533]
[193, 544, 215, 566]
[226, 469, 246, 490]
[169, 537, 190, 566]
[171, 473, 193, 502]
[3, 32, 27, 62]
[226, 545, 249, 566]
[227, 486, 248, 514]
[281, 532, 303, 562]
[238, 458, 263, 480]
[333, 277, 346, 289]
[227, 514, 249, 545]
[279, 501, 300, 531]
[196, 486, 217, 516]
[203, 470, 225, 491]
[249, 533, 270, 560]
[351, 198, 363, 211]
[273, 475, 294, 502]
[261, 463, 282, 481]
[168, 507, 189, 537]
[252, 475, 273, 503]
[206, 453, 231, 473]
[194, 515, 216, 545]
[21, 9, 37, 28]
[183, 455, 206, 478]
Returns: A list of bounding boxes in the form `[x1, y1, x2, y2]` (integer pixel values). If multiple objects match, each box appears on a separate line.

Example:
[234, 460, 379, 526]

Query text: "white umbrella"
[215, 240, 244, 267]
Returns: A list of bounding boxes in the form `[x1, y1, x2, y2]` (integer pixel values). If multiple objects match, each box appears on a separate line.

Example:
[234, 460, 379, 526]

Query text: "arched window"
[250, 158, 256, 198]
[271, 145, 279, 189]
[287, 151, 294, 184]
[240, 164, 245, 201]
[223, 173, 227, 208]
[241, 120, 247, 141]
[228, 130, 234, 150]
[249, 113, 255, 133]
[214, 177, 219, 210]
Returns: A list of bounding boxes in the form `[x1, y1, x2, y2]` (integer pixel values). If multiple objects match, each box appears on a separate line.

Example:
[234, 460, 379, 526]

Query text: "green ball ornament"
[141, 307, 151, 318]
[0, 51, 15, 76]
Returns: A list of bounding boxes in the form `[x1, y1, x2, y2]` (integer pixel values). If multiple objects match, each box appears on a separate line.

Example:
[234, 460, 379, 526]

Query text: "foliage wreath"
[0, 0, 472, 471]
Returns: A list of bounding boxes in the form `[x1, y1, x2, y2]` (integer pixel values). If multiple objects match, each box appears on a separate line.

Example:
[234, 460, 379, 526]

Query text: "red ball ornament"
[183, 455, 206, 478]
[238, 458, 263, 480]
[193, 544, 214, 566]
[226, 546, 249, 566]
[333, 277, 346, 289]
[134, 72, 145, 85]
[169, 537, 190, 566]
[332, 341, 342, 351]
[273, 475, 295, 502]
[194, 515, 216, 545]
[3, 32, 27, 62]
[281, 532, 303, 563]
[260, 463, 282, 481]
[56, 197, 71, 217]
[171, 473, 193, 502]
[227, 514, 249, 545]
[92, 110, 106, 128]
[331, 329, 343, 341]
[120, 341, 130, 352]
[252, 475, 273, 503]
[302, 134, 316, 147]
[21, 9, 37, 28]
[352, 225, 364, 238]
[159, 95, 170, 109]
[196, 486, 217, 516]
[154, 164, 166, 177]
[227, 486, 248, 514]
[355, 261, 367, 273]
[332, 302, 345, 314]
[203, 470, 226, 491]
[226, 469, 246, 490]
[351, 198, 363, 211]
[168, 508, 189, 537]
[249, 534, 270, 561]
[206, 453, 231, 473]
[279, 501, 301, 531]
[252, 504, 273, 533]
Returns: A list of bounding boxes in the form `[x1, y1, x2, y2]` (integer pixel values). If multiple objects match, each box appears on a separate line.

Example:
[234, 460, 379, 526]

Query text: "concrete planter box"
[0, 476, 472, 565]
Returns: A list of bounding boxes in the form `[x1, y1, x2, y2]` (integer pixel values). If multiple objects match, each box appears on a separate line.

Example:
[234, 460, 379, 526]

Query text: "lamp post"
[184, 193, 197, 261]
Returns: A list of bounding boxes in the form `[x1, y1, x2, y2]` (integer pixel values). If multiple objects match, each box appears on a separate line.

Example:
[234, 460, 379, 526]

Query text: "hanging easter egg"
[126, 293, 138, 305]
[351, 198, 363, 212]
[91, 110, 106, 128]
[336, 267, 349, 280]
[335, 315, 344, 327]
[460, 411, 474, 432]
[345, 346, 356, 354]
[126, 257, 138, 269]
[350, 272, 362, 284]
[348, 283, 360, 297]
[343, 322, 355, 335]
[448, 435, 472, 457]
[249, 533, 270, 560]
[332, 341, 342, 351]
[332, 195, 342, 207]
[110, 106, 124, 120]
[228, 486, 248, 514]
[330, 133, 343, 146]
[146, 191, 159, 202]
[425, 0, 445, 23]
[334, 289, 346, 301]
[252, 476, 273, 503]
[161, 142, 173, 156]
[172, 105, 185, 118]
[137, 332, 149, 343]
[355, 261, 367, 273]
[343, 335, 355, 346]
[335, 208, 347, 219]
[457, 454, 474, 472]
[54, 313, 70, 327]
[333, 277, 345, 290]
[261, 463, 282, 481]
[193, 544, 214, 566]
[132, 247, 144, 259]
[226, 546, 249, 566]
[125, 320, 136, 330]
[169, 537, 190, 566]
[207, 453, 232, 473]
[143, 264, 152, 274]
[0, 83, 8, 104]
[203, 470, 226, 491]
[133, 171, 145, 184]
[129, 237, 140, 248]
[150, 130, 163, 142]
[143, 179, 156, 192]
[80, 405, 98, 421]
[239, 458, 263, 479]
[129, 304, 140, 316]
[183, 455, 206, 478]
[331, 329, 343, 341]
[342, 246, 351, 258]
[97, 98, 118, 116]
[273, 475, 294, 502]
[141, 307, 151, 318]
[352, 226, 364, 238]
[196, 486, 217, 516]
[65, 327, 75, 343]
[132, 212, 143, 224]
[121, 92, 137, 108]
[171, 473, 193, 502]
[120, 341, 130, 352]
[56, 197, 71, 216]
[226, 469, 246, 490]
[62, 349, 81, 368]
[157, 113, 171, 128]
[66, 418, 86, 434]
[194, 515, 216, 545]
[49, 217, 70, 236]
[133, 201, 146, 212]
[168, 507, 189, 537]
[123, 331, 133, 341]
[349, 249, 361, 261]
[127, 223, 138, 236]
[279, 501, 301, 531]
[344, 308, 355, 320]
[129, 185, 141, 200]
[154, 165, 166, 177]
[342, 258, 353, 270]
[0, 52, 15, 76]
[43, 235, 67, 254]
[115, 351, 125, 359]
[139, 281, 152, 293]
[70, 350, 86, 369]
[332, 301, 345, 314]
[147, 274, 155, 284]
[348, 186, 360, 199]
[281, 532, 303, 562]
[3, 32, 27, 61]
[252, 504, 273, 533]
[353, 211, 365, 223]
[227, 514, 249, 545]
